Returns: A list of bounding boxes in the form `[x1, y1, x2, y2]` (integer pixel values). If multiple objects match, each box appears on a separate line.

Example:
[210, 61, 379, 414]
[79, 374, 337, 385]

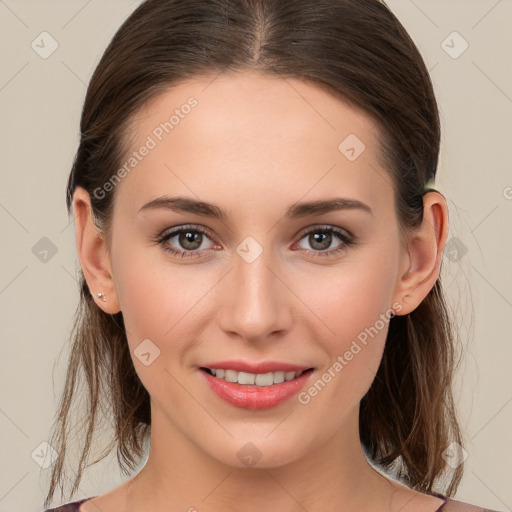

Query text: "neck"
[124, 405, 400, 512]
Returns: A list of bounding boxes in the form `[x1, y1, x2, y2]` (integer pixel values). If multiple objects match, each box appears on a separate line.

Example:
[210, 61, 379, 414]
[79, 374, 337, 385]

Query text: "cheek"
[295, 246, 397, 349]
[111, 250, 200, 404]
[296, 280, 391, 426]
[292, 250, 396, 408]
[111, 243, 215, 363]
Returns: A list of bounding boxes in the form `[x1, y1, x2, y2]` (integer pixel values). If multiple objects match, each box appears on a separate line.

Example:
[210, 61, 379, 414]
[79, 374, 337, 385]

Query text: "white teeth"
[206, 368, 307, 386]
[225, 369, 238, 383]
[238, 371, 255, 385]
[255, 372, 273, 386]
[273, 371, 285, 384]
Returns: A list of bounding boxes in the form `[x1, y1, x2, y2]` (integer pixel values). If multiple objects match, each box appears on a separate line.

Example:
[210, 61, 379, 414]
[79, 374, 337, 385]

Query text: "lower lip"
[200, 369, 313, 410]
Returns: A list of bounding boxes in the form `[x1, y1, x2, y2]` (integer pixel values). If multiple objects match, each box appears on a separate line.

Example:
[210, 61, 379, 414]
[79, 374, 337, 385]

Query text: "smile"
[201, 368, 310, 386]
[199, 365, 315, 410]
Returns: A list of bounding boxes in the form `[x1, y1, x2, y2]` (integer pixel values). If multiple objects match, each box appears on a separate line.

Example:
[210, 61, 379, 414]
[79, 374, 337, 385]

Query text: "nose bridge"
[218, 241, 291, 341]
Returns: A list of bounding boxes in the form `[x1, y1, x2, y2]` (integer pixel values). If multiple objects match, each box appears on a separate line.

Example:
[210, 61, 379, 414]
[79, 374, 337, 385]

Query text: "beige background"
[1, 1, 511, 511]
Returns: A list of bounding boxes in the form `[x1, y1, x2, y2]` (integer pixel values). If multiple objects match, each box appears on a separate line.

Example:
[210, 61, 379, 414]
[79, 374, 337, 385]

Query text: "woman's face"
[107, 71, 409, 468]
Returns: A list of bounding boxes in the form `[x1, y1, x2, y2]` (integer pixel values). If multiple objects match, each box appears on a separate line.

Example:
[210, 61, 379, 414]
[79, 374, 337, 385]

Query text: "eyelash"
[154, 224, 356, 260]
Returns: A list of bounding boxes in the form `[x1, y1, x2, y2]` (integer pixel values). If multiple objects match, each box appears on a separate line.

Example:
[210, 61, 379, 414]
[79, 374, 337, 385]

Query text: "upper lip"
[200, 360, 312, 374]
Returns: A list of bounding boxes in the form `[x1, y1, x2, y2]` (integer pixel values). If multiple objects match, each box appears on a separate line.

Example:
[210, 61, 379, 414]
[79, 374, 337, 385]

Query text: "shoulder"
[43, 497, 93, 512]
[442, 497, 504, 512]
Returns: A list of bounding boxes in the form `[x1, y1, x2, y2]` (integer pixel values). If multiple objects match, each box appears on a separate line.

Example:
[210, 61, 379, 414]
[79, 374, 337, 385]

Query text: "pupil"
[181, 231, 201, 250]
[311, 232, 330, 250]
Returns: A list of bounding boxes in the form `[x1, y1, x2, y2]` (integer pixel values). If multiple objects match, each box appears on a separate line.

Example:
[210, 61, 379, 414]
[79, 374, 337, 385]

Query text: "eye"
[155, 225, 218, 259]
[293, 225, 356, 258]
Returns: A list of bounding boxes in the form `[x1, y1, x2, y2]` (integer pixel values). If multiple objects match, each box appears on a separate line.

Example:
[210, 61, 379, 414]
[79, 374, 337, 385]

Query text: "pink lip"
[201, 360, 310, 374]
[198, 365, 314, 410]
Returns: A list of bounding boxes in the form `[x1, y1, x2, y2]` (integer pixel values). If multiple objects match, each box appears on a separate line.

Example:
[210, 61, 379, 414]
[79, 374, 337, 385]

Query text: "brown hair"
[45, 0, 464, 507]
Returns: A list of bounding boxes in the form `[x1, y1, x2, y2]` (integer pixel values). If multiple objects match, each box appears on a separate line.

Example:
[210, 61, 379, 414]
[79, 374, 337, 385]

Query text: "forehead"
[114, 71, 392, 218]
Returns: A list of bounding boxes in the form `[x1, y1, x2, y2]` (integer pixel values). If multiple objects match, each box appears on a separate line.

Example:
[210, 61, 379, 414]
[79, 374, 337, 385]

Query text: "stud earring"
[97, 292, 107, 302]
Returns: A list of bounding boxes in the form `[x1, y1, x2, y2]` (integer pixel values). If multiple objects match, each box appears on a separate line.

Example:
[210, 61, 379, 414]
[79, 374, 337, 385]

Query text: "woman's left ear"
[391, 190, 449, 315]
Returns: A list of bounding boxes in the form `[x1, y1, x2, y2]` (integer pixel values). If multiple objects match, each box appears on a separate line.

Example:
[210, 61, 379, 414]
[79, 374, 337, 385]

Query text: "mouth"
[198, 364, 315, 410]
[200, 367, 313, 386]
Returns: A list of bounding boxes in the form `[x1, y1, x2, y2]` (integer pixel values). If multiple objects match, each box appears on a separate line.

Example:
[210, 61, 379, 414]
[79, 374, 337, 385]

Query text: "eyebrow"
[138, 195, 373, 219]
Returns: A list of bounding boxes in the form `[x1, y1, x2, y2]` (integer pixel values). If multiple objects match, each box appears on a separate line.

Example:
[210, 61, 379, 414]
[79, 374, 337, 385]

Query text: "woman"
[42, 0, 501, 511]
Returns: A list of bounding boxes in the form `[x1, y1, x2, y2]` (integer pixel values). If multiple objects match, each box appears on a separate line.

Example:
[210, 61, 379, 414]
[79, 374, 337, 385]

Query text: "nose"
[216, 245, 294, 343]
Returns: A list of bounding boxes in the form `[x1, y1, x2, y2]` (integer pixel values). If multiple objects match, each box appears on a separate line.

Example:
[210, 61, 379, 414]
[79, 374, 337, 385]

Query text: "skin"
[73, 71, 450, 512]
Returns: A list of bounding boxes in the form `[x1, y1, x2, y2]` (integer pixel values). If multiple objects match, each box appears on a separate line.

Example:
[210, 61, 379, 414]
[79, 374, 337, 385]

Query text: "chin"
[202, 433, 313, 470]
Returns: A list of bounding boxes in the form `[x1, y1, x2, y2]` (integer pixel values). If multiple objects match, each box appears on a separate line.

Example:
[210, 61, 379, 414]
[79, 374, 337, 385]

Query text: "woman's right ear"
[72, 186, 121, 314]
